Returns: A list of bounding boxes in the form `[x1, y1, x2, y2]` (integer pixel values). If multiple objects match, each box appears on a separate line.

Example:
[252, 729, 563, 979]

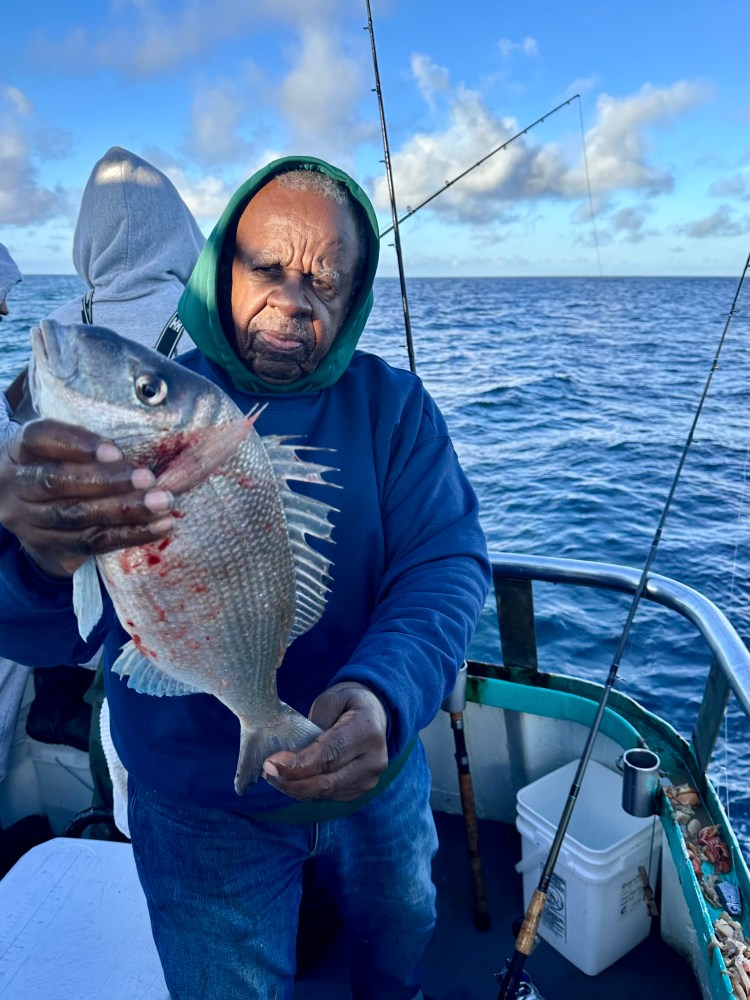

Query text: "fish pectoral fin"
[154, 415, 258, 496]
[234, 708, 323, 794]
[112, 640, 203, 697]
[72, 559, 103, 640]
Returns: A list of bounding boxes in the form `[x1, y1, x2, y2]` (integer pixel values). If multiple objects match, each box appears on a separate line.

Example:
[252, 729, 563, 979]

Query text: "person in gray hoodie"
[0, 243, 22, 322]
[0, 244, 27, 787]
[47, 145, 205, 349]
[1, 147, 205, 832]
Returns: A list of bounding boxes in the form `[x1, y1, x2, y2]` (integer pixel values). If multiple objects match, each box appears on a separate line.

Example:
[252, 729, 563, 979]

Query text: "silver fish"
[29, 318, 335, 793]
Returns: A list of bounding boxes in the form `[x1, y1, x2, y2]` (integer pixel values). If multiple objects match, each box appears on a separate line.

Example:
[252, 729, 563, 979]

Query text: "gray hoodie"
[47, 146, 205, 350]
[0, 243, 22, 306]
[0, 152, 205, 777]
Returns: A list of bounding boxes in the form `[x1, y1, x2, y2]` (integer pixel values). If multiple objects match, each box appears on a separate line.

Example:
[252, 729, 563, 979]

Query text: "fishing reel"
[495, 961, 547, 999]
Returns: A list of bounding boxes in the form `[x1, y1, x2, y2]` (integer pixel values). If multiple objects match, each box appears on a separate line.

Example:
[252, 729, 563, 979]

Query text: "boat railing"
[489, 552, 750, 771]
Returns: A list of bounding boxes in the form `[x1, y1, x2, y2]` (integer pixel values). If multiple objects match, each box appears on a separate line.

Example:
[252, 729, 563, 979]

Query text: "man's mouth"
[254, 330, 308, 354]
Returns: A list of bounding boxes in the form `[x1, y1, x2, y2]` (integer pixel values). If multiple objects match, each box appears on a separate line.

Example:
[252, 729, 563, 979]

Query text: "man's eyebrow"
[311, 265, 341, 281]
[237, 248, 279, 267]
[237, 247, 342, 282]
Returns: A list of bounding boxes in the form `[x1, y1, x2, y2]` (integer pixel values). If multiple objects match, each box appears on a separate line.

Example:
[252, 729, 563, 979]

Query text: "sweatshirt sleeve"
[330, 391, 491, 756]
[0, 526, 110, 667]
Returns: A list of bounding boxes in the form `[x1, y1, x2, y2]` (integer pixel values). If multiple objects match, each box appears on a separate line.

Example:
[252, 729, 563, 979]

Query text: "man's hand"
[0, 419, 175, 578]
[262, 682, 389, 802]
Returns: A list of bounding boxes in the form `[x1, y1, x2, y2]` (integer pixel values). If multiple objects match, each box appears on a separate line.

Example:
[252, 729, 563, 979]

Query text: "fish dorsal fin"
[263, 436, 339, 643]
[72, 558, 104, 640]
[112, 640, 203, 697]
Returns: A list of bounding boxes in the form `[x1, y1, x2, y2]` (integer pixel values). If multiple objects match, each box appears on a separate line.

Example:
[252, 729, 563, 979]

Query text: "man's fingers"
[52, 518, 176, 559]
[14, 418, 119, 464]
[14, 459, 155, 501]
[19, 488, 174, 532]
[265, 728, 359, 781]
[263, 745, 385, 802]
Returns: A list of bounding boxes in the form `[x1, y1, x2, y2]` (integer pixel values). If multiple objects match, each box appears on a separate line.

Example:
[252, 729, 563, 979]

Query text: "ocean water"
[2, 274, 749, 852]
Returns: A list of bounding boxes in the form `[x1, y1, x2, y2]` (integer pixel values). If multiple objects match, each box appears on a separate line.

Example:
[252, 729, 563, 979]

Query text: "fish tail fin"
[234, 707, 322, 795]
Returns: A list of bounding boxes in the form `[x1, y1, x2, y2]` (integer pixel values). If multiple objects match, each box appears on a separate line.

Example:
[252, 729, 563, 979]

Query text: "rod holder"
[621, 748, 661, 817]
[442, 662, 468, 714]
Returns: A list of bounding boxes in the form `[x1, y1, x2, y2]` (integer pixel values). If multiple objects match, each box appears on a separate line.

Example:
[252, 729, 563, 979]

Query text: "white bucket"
[515, 758, 661, 976]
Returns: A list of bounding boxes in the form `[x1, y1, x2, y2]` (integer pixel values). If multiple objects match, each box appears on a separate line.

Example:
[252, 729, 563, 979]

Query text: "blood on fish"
[132, 634, 157, 659]
[147, 431, 200, 478]
[147, 553, 161, 566]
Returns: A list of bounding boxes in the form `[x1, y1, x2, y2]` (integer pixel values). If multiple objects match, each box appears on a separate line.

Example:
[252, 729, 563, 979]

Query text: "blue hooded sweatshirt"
[0, 156, 491, 820]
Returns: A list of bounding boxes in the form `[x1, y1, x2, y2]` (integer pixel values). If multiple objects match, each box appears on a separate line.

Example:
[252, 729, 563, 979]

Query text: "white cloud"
[181, 77, 257, 168]
[498, 37, 539, 60]
[4, 86, 33, 117]
[677, 205, 747, 239]
[139, 151, 235, 225]
[708, 173, 749, 198]
[411, 54, 451, 109]
[276, 25, 372, 161]
[0, 87, 70, 226]
[607, 205, 656, 243]
[31, 0, 346, 78]
[563, 81, 714, 197]
[375, 78, 715, 227]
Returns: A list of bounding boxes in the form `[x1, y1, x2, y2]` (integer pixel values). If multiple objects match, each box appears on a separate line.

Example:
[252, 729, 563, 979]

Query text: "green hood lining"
[177, 156, 381, 394]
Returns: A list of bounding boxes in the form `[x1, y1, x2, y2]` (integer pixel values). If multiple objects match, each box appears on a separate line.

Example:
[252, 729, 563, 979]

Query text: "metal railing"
[490, 552, 750, 771]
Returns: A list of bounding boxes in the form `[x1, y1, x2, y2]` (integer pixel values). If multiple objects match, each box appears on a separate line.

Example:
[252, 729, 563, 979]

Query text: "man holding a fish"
[0, 157, 490, 1000]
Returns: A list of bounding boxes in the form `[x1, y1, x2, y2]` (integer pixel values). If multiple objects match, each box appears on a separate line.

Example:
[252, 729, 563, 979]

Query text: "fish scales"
[29, 319, 330, 792]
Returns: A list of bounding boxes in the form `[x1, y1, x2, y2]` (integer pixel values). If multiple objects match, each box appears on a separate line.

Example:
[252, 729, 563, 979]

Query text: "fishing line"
[577, 99, 603, 277]
[721, 299, 750, 837]
[378, 95, 581, 239]
[364, 0, 417, 374]
[498, 252, 750, 999]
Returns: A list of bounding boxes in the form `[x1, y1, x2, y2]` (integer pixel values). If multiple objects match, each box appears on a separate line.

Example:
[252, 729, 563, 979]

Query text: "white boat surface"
[0, 552, 748, 999]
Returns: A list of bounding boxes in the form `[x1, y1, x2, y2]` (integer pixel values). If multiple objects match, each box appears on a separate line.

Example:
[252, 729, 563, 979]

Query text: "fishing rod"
[379, 95, 580, 239]
[497, 249, 750, 999]
[364, 0, 417, 374]
[364, 1, 496, 934]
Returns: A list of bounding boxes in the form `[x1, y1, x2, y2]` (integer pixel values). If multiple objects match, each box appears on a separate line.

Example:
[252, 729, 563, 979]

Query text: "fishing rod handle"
[514, 888, 546, 955]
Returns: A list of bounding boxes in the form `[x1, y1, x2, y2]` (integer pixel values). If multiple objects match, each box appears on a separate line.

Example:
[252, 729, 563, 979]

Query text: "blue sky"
[3, 0, 747, 276]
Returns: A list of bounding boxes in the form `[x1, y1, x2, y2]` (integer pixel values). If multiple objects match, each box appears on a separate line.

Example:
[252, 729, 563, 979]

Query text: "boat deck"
[0, 809, 702, 999]
[296, 810, 702, 1000]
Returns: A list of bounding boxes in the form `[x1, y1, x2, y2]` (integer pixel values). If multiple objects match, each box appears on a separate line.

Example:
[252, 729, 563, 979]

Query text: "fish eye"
[135, 373, 168, 406]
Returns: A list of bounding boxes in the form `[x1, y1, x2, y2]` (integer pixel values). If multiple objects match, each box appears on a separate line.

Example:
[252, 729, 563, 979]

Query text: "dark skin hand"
[0, 418, 175, 579]
[263, 682, 389, 801]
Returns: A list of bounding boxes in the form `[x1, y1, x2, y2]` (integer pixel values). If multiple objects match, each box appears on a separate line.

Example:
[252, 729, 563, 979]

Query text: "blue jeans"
[128, 741, 437, 1000]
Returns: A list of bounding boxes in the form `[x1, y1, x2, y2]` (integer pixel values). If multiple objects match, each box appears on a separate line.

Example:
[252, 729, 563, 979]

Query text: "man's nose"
[266, 274, 312, 317]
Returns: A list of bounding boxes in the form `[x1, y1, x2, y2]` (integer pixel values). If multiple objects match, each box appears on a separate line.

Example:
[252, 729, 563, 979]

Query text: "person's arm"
[263, 400, 491, 801]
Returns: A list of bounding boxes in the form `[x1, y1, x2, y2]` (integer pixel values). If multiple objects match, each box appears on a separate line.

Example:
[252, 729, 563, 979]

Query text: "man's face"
[230, 179, 361, 385]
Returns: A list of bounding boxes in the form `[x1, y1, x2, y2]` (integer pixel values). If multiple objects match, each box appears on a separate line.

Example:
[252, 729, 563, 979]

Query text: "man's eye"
[311, 276, 335, 295]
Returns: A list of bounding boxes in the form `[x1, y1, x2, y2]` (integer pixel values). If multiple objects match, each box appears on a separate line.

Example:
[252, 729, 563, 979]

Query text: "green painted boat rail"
[479, 552, 750, 999]
[488, 552, 750, 774]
